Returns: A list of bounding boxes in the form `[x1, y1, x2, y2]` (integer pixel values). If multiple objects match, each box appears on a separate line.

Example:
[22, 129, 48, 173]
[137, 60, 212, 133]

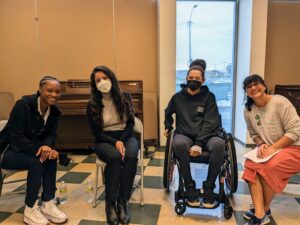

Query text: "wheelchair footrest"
[175, 189, 225, 209]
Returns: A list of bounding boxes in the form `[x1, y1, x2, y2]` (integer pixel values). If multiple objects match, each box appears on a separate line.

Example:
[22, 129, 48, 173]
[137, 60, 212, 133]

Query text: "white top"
[101, 93, 127, 131]
[37, 96, 50, 125]
[244, 95, 300, 146]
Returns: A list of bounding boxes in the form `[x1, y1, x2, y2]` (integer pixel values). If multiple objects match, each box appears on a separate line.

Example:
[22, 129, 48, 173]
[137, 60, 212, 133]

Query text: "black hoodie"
[1, 94, 60, 154]
[164, 85, 220, 147]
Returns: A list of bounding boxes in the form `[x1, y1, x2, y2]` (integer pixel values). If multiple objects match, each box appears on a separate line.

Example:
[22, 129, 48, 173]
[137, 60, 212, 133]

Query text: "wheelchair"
[163, 128, 238, 219]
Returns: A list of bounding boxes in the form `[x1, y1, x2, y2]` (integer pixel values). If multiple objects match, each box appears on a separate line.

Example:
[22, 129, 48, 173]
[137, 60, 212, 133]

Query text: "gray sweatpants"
[172, 133, 225, 187]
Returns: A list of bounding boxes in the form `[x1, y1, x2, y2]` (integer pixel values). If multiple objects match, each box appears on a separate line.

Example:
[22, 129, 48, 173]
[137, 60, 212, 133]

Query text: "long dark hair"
[89, 66, 128, 128]
[243, 74, 268, 111]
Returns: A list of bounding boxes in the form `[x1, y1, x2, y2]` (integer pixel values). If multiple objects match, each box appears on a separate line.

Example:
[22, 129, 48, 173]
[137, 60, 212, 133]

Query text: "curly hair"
[88, 65, 130, 128]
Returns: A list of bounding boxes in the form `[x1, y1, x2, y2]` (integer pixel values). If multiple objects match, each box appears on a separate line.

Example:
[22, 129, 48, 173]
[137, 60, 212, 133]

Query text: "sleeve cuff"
[194, 141, 203, 147]
[284, 133, 299, 141]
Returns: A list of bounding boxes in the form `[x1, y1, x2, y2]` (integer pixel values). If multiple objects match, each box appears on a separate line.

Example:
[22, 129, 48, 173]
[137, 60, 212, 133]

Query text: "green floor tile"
[141, 176, 164, 189]
[78, 220, 106, 225]
[129, 203, 161, 225]
[82, 156, 98, 164]
[147, 158, 164, 167]
[0, 211, 12, 223]
[57, 162, 78, 171]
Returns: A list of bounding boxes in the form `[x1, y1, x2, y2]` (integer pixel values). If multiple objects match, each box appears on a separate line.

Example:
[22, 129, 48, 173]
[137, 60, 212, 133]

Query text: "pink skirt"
[242, 146, 300, 193]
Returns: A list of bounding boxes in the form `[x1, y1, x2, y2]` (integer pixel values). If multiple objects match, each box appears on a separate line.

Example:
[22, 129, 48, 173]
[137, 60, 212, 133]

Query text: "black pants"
[172, 134, 225, 187]
[94, 136, 139, 201]
[2, 150, 57, 207]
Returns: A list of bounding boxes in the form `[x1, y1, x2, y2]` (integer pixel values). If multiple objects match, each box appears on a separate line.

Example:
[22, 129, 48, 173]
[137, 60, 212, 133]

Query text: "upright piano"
[55, 79, 143, 150]
[275, 85, 300, 116]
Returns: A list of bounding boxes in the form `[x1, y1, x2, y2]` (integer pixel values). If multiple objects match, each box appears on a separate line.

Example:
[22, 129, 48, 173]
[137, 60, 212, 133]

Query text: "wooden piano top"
[57, 79, 143, 116]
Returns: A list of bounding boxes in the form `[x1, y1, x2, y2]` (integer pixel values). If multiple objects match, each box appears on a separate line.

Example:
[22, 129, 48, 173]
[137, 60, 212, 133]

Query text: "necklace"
[254, 95, 269, 126]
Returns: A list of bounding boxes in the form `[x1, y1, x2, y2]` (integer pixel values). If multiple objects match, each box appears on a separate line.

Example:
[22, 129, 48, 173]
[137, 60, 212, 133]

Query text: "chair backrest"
[0, 92, 15, 120]
[133, 117, 143, 134]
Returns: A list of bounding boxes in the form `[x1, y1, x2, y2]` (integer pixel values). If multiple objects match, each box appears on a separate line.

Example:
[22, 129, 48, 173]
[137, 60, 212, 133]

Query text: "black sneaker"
[186, 197, 200, 207]
[185, 180, 200, 207]
[244, 215, 270, 225]
[202, 181, 215, 208]
[202, 197, 214, 208]
[243, 204, 271, 221]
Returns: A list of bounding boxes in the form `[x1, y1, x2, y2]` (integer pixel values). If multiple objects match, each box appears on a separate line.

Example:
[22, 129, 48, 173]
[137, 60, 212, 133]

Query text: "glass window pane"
[176, 0, 236, 132]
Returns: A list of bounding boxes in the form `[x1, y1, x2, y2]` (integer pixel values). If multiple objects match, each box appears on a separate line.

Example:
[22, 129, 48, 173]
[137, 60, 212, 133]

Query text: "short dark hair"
[187, 65, 205, 79]
[189, 59, 206, 71]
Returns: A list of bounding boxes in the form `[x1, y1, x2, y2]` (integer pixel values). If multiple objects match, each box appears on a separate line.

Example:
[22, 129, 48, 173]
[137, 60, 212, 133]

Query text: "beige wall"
[265, 2, 300, 92]
[157, 0, 176, 146]
[0, 0, 158, 140]
[0, 0, 39, 97]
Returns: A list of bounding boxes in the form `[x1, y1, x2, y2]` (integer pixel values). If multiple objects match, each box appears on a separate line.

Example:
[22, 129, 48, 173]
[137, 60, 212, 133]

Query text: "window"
[176, 0, 237, 132]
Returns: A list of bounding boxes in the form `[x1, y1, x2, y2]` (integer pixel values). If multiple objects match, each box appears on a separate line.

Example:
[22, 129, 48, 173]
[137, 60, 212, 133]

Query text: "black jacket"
[164, 85, 220, 147]
[0, 94, 61, 154]
[87, 92, 135, 145]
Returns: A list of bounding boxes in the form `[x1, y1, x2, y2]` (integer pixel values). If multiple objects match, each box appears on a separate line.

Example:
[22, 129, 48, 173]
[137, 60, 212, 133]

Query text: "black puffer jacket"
[0, 94, 60, 154]
[164, 85, 220, 147]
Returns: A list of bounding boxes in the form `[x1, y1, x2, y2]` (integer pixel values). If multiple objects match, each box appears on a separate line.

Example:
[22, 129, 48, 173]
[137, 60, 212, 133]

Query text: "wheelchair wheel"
[163, 131, 175, 192]
[224, 205, 233, 219]
[225, 133, 238, 195]
[166, 156, 175, 193]
[163, 134, 171, 188]
[175, 202, 186, 215]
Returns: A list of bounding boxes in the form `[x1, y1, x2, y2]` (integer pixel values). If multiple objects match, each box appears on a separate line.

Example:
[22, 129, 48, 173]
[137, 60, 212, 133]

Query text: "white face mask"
[96, 79, 112, 93]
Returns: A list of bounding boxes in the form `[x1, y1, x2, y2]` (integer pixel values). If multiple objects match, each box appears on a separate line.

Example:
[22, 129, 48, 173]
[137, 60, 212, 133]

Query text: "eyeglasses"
[246, 82, 260, 90]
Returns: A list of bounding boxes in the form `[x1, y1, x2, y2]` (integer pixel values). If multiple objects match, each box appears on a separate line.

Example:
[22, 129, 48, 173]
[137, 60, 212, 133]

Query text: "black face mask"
[187, 80, 201, 91]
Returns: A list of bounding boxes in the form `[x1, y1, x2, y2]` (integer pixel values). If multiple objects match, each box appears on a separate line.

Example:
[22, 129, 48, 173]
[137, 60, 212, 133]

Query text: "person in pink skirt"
[242, 74, 300, 225]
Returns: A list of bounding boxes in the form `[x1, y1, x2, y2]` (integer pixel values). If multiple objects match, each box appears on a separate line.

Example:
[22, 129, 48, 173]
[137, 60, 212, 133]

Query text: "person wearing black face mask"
[187, 79, 202, 91]
[164, 64, 225, 208]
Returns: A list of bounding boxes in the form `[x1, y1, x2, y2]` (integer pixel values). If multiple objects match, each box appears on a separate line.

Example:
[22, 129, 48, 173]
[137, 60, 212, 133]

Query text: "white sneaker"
[41, 200, 68, 224]
[24, 201, 49, 225]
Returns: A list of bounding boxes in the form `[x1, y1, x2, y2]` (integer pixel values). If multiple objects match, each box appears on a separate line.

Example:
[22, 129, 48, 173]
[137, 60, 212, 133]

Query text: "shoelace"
[46, 202, 63, 216]
[32, 207, 46, 220]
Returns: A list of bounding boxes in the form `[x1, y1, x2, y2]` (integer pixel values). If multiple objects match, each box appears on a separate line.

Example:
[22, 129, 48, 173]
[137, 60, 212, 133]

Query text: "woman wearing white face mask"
[87, 66, 138, 225]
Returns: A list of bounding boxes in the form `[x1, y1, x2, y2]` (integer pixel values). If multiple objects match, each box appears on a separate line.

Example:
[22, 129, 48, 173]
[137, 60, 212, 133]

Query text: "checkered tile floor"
[0, 142, 299, 225]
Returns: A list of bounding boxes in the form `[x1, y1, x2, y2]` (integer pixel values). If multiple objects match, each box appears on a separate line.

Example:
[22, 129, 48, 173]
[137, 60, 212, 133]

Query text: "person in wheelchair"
[164, 63, 225, 208]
